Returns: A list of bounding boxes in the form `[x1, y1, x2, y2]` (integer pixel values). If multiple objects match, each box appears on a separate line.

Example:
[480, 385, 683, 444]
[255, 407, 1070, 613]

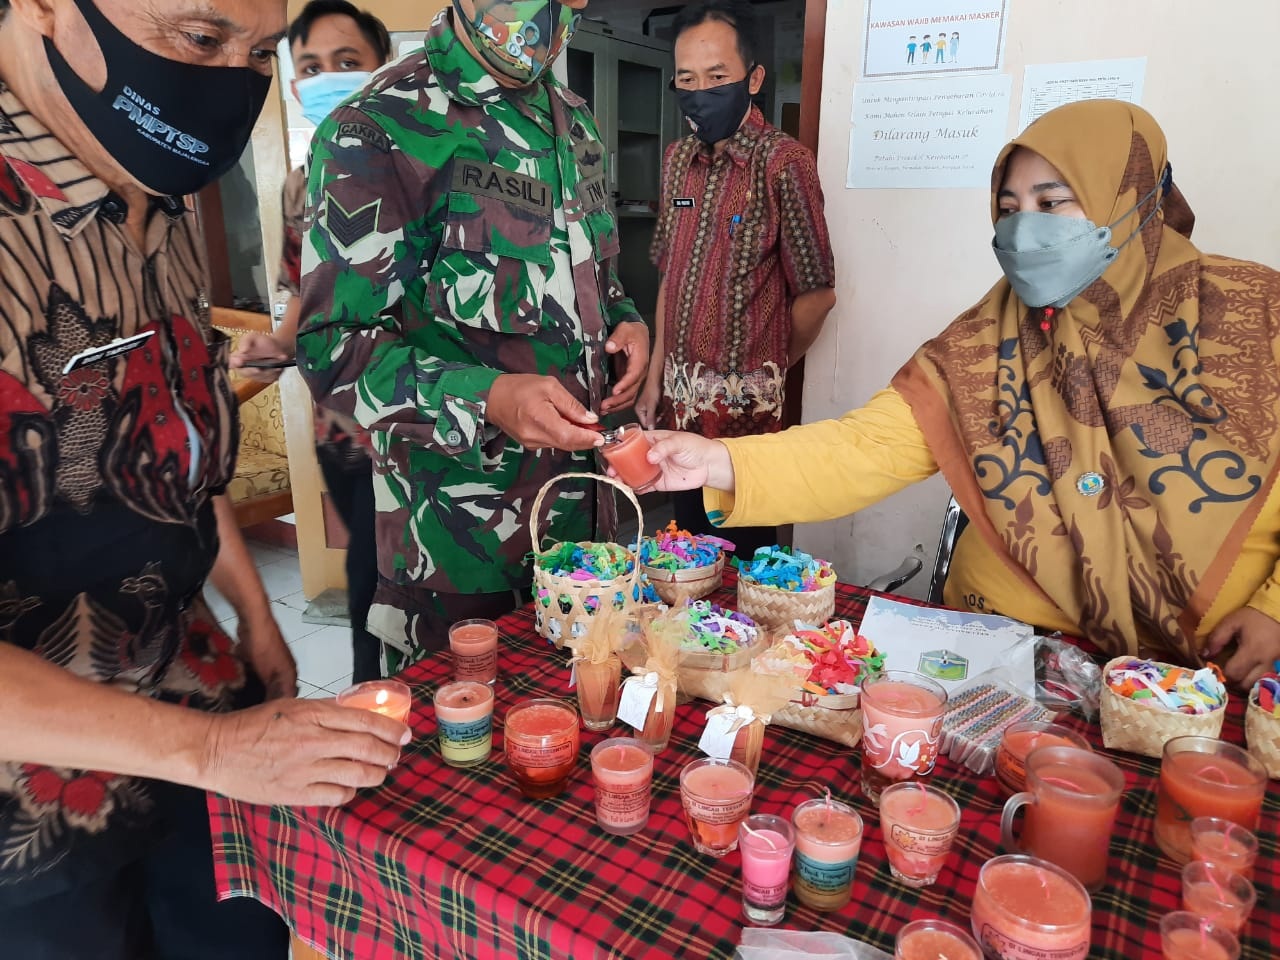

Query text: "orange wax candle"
[449, 618, 498, 684]
[336, 680, 412, 725]
[995, 721, 1091, 796]
[504, 698, 580, 799]
[599, 424, 661, 492]
[590, 738, 653, 836]
[1159, 912, 1240, 960]
[880, 782, 961, 889]
[970, 856, 1091, 960]
[679, 758, 753, 857]
[895, 919, 981, 960]
[791, 798, 864, 911]
[1190, 817, 1259, 880]
[1180, 860, 1256, 935]
[1154, 738, 1266, 864]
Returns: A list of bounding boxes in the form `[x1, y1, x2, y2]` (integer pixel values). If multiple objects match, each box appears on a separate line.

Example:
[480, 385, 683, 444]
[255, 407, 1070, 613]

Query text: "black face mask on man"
[675, 69, 754, 146]
[44, 0, 272, 197]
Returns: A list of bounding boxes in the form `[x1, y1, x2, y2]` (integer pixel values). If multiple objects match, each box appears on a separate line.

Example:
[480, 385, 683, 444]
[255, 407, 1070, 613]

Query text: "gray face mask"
[992, 173, 1167, 309]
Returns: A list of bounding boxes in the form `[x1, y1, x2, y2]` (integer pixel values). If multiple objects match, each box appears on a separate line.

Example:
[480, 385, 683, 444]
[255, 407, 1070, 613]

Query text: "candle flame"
[375, 689, 389, 706]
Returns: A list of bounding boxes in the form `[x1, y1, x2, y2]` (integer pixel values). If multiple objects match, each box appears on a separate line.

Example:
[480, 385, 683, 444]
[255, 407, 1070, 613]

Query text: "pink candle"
[433, 681, 493, 767]
[1159, 912, 1240, 960]
[589, 738, 653, 836]
[896, 919, 981, 960]
[449, 618, 498, 684]
[880, 782, 961, 888]
[738, 814, 796, 926]
[860, 671, 947, 803]
[504, 699, 580, 799]
[791, 798, 864, 911]
[1181, 861, 1256, 935]
[336, 679, 412, 724]
[970, 856, 1091, 960]
[679, 758, 754, 856]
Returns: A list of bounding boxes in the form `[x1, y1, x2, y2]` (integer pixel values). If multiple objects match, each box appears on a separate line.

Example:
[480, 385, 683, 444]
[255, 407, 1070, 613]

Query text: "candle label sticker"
[506, 739, 576, 768]
[888, 822, 958, 855]
[742, 879, 788, 906]
[596, 779, 652, 822]
[793, 849, 857, 893]
[683, 795, 751, 824]
[996, 749, 1028, 791]
[978, 924, 1087, 960]
[698, 714, 738, 760]
[440, 716, 492, 749]
[454, 649, 497, 683]
[617, 679, 658, 730]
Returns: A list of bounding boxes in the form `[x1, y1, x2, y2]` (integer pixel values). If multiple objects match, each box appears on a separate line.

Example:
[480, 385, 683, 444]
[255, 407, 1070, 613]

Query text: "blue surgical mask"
[992, 172, 1168, 309]
[295, 71, 371, 126]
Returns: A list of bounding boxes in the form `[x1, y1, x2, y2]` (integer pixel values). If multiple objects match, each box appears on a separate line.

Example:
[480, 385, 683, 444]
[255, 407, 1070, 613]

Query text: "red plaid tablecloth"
[210, 577, 1279, 959]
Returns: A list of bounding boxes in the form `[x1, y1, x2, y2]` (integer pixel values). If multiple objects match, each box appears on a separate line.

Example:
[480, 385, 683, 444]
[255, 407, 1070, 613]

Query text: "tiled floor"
[205, 539, 354, 699]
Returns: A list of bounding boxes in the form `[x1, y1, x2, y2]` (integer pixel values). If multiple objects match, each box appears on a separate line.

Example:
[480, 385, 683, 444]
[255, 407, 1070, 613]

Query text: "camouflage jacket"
[298, 12, 639, 594]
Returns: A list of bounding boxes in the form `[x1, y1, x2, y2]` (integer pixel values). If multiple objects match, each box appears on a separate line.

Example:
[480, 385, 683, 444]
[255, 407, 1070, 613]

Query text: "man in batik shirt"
[0, 1, 407, 954]
[637, 0, 835, 559]
[298, 0, 649, 656]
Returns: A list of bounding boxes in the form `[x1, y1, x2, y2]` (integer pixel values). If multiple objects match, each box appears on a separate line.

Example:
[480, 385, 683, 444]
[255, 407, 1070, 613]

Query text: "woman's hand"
[1204, 607, 1280, 691]
[644, 430, 735, 493]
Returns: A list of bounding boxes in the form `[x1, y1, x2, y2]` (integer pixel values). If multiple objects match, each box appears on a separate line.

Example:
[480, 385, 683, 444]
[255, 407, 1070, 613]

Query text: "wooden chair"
[212, 307, 294, 528]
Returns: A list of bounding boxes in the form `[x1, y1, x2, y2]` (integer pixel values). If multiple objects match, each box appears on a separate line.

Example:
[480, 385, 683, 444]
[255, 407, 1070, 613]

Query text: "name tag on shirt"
[451, 160, 552, 218]
[673, 197, 695, 208]
[62, 330, 155, 374]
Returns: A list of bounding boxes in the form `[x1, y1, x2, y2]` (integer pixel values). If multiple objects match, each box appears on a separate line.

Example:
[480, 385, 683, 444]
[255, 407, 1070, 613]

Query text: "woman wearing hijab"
[642, 99, 1280, 690]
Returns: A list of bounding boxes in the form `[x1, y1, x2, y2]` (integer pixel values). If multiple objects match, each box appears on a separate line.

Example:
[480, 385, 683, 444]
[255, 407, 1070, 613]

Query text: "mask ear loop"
[1040, 164, 1172, 335]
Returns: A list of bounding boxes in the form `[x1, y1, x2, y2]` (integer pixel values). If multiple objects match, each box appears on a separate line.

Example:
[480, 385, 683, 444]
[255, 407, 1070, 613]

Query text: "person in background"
[297, 0, 650, 661]
[635, 0, 835, 560]
[231, 0, 392, 683]
[0, 0, 407, 956]
[639, 100, 1280, 691]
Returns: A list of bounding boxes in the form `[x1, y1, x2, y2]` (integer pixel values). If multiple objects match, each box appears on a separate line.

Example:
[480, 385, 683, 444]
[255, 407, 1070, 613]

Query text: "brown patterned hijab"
[893, 100, 1280, 662]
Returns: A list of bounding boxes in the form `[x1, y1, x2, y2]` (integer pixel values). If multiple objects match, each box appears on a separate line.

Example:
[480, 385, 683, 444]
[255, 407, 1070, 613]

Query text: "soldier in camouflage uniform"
[297, 0, 650, 656]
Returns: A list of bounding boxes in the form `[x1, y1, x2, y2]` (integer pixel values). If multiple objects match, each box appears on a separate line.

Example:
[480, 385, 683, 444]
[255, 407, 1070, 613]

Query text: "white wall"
[797, 0, 1280, 593]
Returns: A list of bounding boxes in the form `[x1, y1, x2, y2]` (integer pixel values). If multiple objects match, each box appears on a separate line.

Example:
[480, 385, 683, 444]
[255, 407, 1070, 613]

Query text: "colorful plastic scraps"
[536, 541, 634, 580]
[735, 546, 837, 593]
[1253, 673, 1280, 718]
[1105, 658, 1227, 715]
[681, 600, 758, 654]
[762, 620, 884, 696]
[638, 520, 734, 570]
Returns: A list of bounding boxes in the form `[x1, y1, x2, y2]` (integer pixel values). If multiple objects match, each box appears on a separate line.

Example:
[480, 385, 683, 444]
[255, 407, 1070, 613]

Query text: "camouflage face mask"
[453, 0, 581, 83]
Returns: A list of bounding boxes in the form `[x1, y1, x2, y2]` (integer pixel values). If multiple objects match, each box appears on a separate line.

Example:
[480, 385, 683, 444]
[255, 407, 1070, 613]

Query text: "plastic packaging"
[1036, 635, 1103, 720]
[736, 929, 892, 960]
[940, 675, 1057, 776]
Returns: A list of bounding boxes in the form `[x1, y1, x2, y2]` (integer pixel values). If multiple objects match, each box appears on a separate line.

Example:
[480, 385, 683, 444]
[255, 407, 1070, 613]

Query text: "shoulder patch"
[325, 193, 381, 249]
[336, 121, 391, 153]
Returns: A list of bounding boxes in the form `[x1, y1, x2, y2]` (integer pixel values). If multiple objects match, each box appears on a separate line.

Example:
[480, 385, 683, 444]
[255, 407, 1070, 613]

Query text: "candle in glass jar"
[880, 782, 961, 888]
[433, 681, 493, 767]
[1190, 817, 1259, 881]
[970, 855, 1091, 960]
[504, 699, 580, 799]
[738, 814, 796, 926]
[791, 798, 864, 911]
[449, 618, 499, 684]
[680, 758, 754, 856]
[336, 680, 412, 724]
[1154, 738, 1266, 864]
[1159, 912, 1240, 960]
[599, 424, 661, 492]
[995, 721, 1092, 796]
[895, 919, 981, 960]
[1180, 860, 1256, 935]
[860, 671, 947, 803]
[590, 738, 653, 836]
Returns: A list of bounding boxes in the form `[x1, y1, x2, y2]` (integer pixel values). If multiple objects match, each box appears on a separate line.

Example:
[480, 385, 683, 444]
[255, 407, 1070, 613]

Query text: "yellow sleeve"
[703, 387, 938, 527]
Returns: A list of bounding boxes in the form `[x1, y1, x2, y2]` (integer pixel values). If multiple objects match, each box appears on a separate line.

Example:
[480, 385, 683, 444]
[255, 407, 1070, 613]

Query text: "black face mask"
[675, 72, 753, 145]
[44, 0, 272, 197]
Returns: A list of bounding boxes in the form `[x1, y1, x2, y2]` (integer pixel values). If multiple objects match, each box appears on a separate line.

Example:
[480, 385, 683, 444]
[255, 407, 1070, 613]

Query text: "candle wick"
[1194, 763, 1233, 785]
[741, 822, 778, 850]
[907, 779, 928, 817]
[1205, 865, 1228, 906]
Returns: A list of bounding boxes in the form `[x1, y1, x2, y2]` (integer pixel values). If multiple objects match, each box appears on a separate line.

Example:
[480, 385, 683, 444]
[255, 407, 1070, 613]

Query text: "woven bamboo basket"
[675, 630, 770, 704]
[737, 576, 835, 632]
[1245, 692, 1280, 779]
[643, 555, 725, 606]
[530, 473, 643, 649]
[1099, 656, 1226, 758]
[770, 692, 864, 749]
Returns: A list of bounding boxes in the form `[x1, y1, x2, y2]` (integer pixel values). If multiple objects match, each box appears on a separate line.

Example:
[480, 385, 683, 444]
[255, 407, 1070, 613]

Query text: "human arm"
[296, 107, 601, 459]
[635, 280, 666, 429]
[207, 494, 296, 700]
[1203, 608, 1280, 691]
[0, 642, 409, 806]
[776, 142, 836, 365]
[647, 387, 937, 528]
[788, 286, 836, 364]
